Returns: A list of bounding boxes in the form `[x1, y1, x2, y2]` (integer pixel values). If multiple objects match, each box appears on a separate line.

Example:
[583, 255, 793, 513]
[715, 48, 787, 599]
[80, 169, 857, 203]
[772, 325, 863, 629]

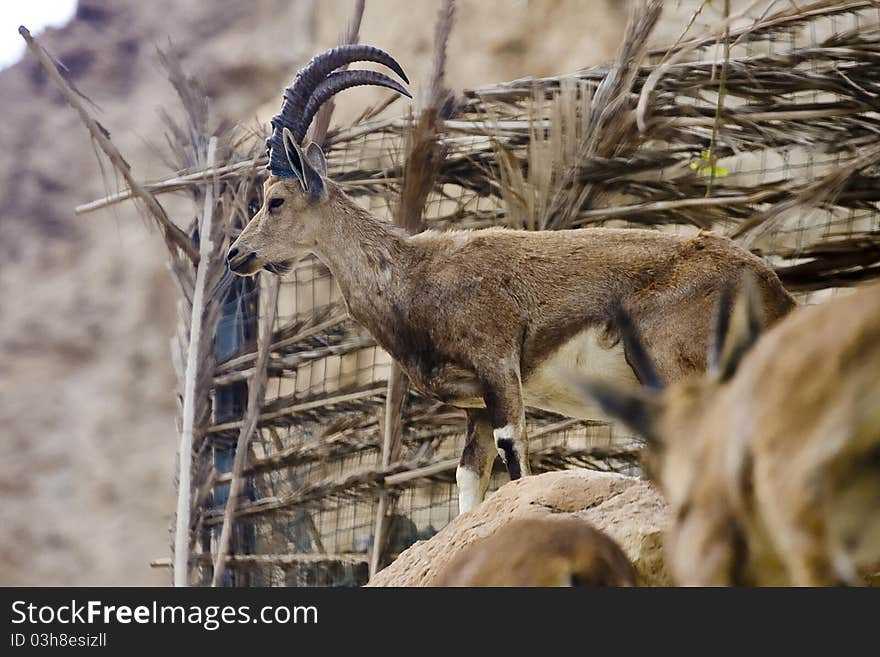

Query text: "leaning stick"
[74, 157, 267, 215]
[211, 278, 280, 586]
[19, 25, 198, 263]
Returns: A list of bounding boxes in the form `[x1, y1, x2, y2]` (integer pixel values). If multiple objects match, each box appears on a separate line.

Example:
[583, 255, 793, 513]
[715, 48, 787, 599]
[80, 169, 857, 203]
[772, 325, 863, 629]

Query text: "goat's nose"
[226, 247, 239, 262]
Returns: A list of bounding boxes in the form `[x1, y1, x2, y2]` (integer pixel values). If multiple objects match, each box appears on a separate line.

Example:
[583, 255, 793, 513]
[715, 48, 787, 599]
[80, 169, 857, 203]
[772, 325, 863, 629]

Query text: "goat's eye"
[268, 197, 284, 210]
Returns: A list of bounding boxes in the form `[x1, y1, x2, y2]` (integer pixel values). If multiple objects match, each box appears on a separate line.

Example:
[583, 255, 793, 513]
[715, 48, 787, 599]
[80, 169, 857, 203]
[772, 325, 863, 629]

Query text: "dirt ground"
[0, 0, 715, 585]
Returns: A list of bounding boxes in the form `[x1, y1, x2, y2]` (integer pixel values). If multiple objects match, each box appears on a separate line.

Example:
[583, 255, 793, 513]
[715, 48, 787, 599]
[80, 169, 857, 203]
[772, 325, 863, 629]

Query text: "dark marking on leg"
[496, 438, 522, 479]
[479, 364, 531, 479]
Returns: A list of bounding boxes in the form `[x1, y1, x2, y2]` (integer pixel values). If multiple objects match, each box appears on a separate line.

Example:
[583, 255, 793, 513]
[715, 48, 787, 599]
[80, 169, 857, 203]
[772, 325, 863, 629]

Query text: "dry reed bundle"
[150, 47, 278, 586]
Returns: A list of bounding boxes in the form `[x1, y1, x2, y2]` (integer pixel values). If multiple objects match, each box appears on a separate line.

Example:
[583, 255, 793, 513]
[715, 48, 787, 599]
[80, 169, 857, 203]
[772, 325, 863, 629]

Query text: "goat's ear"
[305, 142, 327, 177]
[710, 272, 765, 382]
[281, 129, 325, 201]
[281, 128, 308, 188]
[569, 377, 663, 444]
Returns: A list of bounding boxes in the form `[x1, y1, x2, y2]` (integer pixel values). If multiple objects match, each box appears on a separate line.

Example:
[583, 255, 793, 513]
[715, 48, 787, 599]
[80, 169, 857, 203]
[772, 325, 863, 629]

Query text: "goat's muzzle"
[226, 247, 258, 276]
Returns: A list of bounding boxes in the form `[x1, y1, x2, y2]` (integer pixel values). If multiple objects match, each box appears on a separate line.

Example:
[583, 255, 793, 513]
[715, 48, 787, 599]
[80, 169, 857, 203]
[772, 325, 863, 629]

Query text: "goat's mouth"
[227, 251, 259, 276]
[263, 260, 294, 275]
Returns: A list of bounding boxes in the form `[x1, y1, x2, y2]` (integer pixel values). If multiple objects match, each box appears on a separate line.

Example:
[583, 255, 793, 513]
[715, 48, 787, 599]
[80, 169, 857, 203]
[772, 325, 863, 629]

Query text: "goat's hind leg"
[456, 408, 497, 514]
[480, 364, 531, 481]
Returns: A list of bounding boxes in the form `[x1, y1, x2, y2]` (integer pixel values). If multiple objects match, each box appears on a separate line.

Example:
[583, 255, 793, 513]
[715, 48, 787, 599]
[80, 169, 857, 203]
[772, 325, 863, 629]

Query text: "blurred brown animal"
[576, 277, 880, 586]
[227, 45, 796, 515]
[432, 516, 637, 586]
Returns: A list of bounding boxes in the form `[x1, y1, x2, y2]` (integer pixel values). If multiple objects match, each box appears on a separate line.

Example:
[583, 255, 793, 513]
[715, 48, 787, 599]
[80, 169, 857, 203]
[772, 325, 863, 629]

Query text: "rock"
[367, 469, 670, 586]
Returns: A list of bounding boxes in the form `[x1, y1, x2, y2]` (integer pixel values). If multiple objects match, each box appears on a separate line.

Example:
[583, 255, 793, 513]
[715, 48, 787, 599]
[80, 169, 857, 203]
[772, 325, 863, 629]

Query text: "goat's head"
[227, 45, 410, 276]
[573, 275, 766, 577]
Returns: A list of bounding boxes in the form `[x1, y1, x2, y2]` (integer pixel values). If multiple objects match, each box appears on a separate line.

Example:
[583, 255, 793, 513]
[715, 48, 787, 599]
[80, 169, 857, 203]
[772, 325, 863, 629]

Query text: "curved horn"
[267, 44, 410, 178]
[288, 45, 409, 115]
[300, 70, 412, 141]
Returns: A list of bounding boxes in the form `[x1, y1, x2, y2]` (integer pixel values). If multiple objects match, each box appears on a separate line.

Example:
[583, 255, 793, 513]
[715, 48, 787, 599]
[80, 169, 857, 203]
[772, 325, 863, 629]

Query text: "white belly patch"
[522, 327, 638, 420]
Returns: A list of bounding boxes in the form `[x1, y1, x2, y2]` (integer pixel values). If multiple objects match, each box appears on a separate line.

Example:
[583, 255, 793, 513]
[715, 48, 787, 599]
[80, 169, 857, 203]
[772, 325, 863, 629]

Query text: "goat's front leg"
[479, 362, 531, 481]
[456, 408, 497, 514]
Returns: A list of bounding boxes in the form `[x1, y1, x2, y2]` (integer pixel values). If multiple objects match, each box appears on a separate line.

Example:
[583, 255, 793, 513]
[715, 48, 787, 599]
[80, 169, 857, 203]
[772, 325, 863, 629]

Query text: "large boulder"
[367, 469, 670, 586]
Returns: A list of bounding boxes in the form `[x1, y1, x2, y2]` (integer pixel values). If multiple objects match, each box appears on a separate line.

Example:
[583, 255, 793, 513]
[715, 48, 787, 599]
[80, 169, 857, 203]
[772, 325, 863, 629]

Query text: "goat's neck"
[311, 194, 410, 339]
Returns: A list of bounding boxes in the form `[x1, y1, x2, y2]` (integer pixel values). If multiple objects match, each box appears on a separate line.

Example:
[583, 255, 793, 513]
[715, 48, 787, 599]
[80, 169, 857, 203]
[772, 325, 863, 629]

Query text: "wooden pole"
[173, 137, 218, 586]
[369, 0, 456, 578]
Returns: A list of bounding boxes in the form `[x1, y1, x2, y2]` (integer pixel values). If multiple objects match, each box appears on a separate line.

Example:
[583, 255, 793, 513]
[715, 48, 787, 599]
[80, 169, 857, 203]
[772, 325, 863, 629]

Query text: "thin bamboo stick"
[369, 371, 408, 576]
[383, 458, 459, 485]
[74, 158, 266, 215]
[173, 137, 218, 586]
[572, 190, 778, 224]
[212, 335, 374, 386]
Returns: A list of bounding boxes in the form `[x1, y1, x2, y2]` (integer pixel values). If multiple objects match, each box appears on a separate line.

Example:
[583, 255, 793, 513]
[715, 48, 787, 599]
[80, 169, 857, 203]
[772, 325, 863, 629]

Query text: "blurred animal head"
[227, 45, 410, 276]
[572, 275, 765, 584]
[432, 516, 637, 587]
[577, 275, 764, 488]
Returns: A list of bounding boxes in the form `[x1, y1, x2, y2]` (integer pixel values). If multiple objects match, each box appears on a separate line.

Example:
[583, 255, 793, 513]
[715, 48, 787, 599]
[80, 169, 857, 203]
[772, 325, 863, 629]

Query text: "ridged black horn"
[288, 45, 408, 118]
[300, 70, 412, 140]
[267, 44, 410, 178]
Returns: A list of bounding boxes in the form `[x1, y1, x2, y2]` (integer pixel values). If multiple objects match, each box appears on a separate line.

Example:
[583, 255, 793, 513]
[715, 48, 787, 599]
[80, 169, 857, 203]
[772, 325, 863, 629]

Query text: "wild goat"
[576, 277, 880, 586]
[227, 45, 796, 514]
[432, 516, 636, 586]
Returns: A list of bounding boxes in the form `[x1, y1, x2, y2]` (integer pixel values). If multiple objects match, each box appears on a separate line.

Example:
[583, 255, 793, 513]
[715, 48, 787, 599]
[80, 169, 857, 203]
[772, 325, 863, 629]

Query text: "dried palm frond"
[773, 229, 880, 291]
